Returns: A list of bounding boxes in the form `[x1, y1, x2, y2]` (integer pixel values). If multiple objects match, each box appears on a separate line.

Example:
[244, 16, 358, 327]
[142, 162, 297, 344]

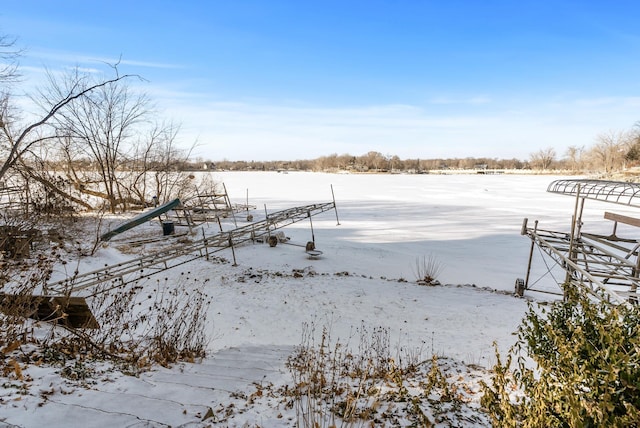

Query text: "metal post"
[223, 183, 238, 228]
[228, 235, 238, 266]
[565, 184, 582, 294]
[331, 184, 341, 225]
[264, 204, 271, 237]
[202, 228, 210, 261]
[524, 220, 538, 289]
[576, 196, 586, 238]
[308, 210, 315, 244]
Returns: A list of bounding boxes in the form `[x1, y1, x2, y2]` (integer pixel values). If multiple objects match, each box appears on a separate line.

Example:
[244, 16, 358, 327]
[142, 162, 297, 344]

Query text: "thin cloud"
[25, 49, 183, 70]
[63, 66, 101, 74]
[159, 92, 640, 162]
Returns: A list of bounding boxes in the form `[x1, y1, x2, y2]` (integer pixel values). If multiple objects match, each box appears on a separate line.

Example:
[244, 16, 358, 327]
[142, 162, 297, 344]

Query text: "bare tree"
[0, 35, 23, 184]
[41, 67, 150, 212]
[0, 34, 21, 85]
[529, 147, 556, 170]
[313, 153, 338, 171]
[388, 154, 401, 171]
[0, 69, 138, 187]
[564, 145, 585, 172]
[149, 122, 195, 204]
[0, 33, 195, 213]
[359, 151, 386, 171]
[625, 123, 640, 166]
[588, 130, 629, 174]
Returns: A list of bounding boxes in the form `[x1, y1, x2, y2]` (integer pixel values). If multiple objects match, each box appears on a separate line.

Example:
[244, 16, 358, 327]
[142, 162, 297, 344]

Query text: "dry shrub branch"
[284, 322, 486, 427]
[73, 274, 212, 370]
[1, 259, 212, 382]
[413, 254, 444, 285]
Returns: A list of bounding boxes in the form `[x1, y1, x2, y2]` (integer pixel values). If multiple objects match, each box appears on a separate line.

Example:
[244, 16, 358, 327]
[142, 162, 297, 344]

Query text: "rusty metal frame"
[547, 179, 640, 208]
[42, 202, 337, 296]
[523, 179, 640, 305]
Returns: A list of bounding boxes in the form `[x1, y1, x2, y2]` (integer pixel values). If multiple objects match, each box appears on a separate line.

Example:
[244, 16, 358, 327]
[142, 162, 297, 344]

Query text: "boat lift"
[0, 201, 339, 328]
[46, 201, 339, 297]
[519, 179, 640, 305]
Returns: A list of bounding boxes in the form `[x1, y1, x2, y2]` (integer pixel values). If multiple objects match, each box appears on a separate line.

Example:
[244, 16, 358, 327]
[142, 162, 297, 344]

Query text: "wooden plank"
[0, 294, 99, 328]
[604, 211, 640, 228]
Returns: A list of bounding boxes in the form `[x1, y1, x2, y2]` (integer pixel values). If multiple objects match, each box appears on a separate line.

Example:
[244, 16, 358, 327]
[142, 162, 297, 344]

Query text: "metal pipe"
[308, 210, 315, 244]
[331, 184, 340, 225]
[524, 220, 538, 289]
[223, 182, 238, 228]
[565, 184, 582, 288]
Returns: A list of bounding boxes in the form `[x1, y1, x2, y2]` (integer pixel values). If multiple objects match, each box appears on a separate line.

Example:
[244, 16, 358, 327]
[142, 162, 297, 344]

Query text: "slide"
[100, 198, 181, 242]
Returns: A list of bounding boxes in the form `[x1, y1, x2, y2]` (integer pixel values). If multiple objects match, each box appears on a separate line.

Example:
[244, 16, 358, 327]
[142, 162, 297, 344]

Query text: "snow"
[1, 172, 588, 427]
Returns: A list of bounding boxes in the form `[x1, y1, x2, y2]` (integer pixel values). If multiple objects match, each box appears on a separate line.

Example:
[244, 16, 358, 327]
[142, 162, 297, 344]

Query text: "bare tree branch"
[0, 71, 141, 181]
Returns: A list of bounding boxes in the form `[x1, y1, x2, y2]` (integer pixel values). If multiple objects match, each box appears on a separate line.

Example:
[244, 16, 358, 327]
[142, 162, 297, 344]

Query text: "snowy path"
[2, 345, 292, 427]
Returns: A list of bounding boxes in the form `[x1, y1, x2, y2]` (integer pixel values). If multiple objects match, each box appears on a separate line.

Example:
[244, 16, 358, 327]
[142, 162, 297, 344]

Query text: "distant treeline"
[196, 153, 528, 172]
[195, 125, 640, 174]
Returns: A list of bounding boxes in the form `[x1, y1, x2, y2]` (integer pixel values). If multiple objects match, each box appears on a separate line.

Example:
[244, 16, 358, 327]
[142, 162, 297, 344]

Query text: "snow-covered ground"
[2, 172, 600, 427]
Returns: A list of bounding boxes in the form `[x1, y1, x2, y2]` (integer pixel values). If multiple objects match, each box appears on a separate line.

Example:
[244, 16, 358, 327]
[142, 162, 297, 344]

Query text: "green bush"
[482, 287, 640, 427]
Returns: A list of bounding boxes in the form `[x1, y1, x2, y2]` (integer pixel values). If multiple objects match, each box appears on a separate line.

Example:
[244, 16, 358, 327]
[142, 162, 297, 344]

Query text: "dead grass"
[283, 322, 489, 427]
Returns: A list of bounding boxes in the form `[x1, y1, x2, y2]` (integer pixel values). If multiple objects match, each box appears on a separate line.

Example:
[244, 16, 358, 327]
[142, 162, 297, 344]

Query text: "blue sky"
[2, 1, 640, 161]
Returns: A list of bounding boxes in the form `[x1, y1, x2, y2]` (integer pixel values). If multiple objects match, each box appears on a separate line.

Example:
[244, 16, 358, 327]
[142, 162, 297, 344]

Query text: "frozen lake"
[7, 170, 626, 427]
[215, 171, 589, 296]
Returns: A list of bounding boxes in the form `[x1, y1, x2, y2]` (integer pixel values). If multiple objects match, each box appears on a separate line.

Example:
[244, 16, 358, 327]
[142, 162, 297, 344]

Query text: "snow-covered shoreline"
[2, 172, 583, 426]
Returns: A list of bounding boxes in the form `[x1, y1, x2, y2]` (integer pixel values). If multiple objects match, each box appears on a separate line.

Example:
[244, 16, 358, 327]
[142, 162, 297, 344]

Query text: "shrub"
[284, 322, 484, 427]
[66, 274, 213, 370]
[413, 254, 443, 285]
[481, 287, 640, 427]
[1, 249, 212, 377]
